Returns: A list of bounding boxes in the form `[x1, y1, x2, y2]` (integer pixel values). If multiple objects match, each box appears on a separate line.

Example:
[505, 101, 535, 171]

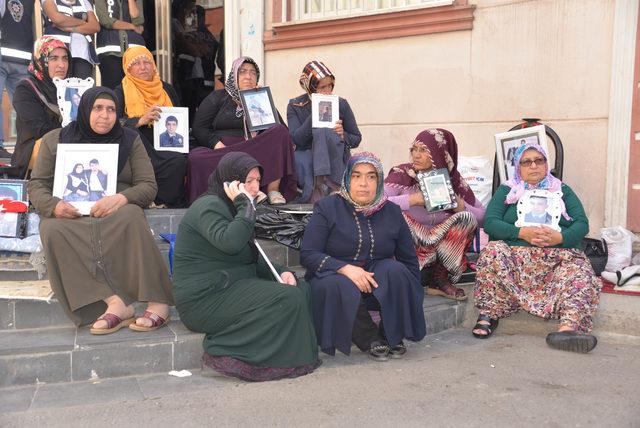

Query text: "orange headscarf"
[121, 46, 173, 118]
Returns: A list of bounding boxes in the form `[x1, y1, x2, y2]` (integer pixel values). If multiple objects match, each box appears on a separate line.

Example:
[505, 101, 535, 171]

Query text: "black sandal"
[472, 314, 499, 339]
[369, 340, 390, 361]
[546, 331, 597, 353]
[389, 341, 406, 359]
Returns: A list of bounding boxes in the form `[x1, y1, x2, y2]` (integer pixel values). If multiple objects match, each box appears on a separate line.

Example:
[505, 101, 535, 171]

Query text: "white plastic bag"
[601, 226, 638, 272]
[459, 156, 492, 207]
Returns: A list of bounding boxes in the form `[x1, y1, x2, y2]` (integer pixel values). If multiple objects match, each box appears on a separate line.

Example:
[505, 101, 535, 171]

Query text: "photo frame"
[53, 77, 95, 126]
[239, 87, 279, 132]
[0, 179, 29, 238]
[311, 93, 339, 128]
[416, 168, 458, 212]
[153, 107, 189, 153]
[515, 189, 562, 232]
[52, 144, 119, 216]
[494, 125, 548, 183]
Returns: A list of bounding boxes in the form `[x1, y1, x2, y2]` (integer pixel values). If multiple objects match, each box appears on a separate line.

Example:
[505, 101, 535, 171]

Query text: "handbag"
[581, 238, 608, 276]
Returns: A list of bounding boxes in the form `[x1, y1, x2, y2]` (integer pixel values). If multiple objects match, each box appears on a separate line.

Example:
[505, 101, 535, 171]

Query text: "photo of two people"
[62, 159, 108, 202]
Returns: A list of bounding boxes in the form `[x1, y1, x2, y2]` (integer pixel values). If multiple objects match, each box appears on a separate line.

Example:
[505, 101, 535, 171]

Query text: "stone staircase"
[0, 209, 470, 388]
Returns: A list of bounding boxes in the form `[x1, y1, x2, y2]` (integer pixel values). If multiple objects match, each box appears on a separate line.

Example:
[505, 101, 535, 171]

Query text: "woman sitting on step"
[471, 142, 601, 353]
[29, 87, 173, 334]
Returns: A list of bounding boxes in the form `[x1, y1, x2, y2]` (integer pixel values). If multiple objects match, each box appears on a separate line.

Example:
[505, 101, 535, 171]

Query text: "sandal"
[389, 341, 407, 359]
[546, 331, 597, 354]
[267, 191, 286, 205]
[369, 340, 390, 362]
[129, 310, 170, 332]
[426, 281, 467, 301]
[89, 313, 135, 335]
[472, 314, 499, 339]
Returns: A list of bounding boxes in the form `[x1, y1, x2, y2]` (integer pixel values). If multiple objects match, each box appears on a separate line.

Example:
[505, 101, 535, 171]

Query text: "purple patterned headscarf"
[339, 152, 387, 217]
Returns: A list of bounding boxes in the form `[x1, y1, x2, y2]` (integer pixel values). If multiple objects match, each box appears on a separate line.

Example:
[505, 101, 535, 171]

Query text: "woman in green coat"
[172, 152, 321, 381]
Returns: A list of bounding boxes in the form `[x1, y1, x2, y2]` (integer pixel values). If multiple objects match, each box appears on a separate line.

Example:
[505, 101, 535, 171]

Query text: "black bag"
[581, 238, 608, 276]
[254, 205, 311, 250]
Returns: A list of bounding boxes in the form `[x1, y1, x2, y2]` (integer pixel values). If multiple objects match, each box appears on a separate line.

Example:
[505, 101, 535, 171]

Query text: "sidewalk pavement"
[1, 328, 639, 427]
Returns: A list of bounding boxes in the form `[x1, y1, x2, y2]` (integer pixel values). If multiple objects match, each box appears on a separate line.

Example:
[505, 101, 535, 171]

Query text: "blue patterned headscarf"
[339, 152, 387, 217]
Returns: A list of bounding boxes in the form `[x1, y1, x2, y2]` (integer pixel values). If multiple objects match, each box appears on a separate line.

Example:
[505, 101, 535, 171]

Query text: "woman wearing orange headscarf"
[114, 46, 187, 207]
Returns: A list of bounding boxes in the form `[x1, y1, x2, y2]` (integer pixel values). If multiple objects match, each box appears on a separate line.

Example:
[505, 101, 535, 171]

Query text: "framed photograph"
[416, 168, 458, 212]
[494, 125, 548, 183]
[53, 77, 95, 126]
[52, 144, 119, 216]
[311, 93, 339, 128]
[0, 179, 28, 238]
[153, 107, 189, 153]
[239, 87, 279, 132]
[515, 189, 562, 232]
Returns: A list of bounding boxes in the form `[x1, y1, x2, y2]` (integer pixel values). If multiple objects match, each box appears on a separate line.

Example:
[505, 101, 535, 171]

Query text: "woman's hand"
[53, 201, 81, 219]
[280, 271, 297, 286]
[213, 141, 226, 150]
[337, 264, 378, 293]
[90, 194, 128, 218]
[518, 226, 543, 246]
[534, 226, 563, 247]
[137, 106, 162, 127]
[452, 195, 466, 212]
[409, 192, 425, 207]
[223, 180, 252, 201]
[334, 120, 345, 140]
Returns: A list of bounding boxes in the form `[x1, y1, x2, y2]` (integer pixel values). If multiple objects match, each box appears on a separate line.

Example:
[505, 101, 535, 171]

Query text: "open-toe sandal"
[129, 310, 169, 332]
[472, 314, 499, 339]
[369, 340, 390, 362]
[89, 313, 135, 335]
[546, 331, 597, 354]
[426, 281, 467, 301]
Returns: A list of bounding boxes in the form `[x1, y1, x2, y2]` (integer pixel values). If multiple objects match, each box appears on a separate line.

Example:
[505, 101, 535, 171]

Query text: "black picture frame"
[239, 87, 280, 132]
[416, 168, 458, 212]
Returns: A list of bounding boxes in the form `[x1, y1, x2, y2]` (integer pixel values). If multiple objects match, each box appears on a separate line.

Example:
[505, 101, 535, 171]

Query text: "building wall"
[263, 0, 615, 232]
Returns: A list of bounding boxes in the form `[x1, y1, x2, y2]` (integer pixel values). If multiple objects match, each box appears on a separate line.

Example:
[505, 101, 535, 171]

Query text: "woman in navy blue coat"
[300, 152, 426, 361]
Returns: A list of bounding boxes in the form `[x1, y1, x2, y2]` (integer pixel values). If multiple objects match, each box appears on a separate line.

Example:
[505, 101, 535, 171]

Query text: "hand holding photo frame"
[311, 93, 339, 128]
[239, 87, 279, 132]
[52, 144, 119, 216]
[54, 77, 95, 127]
[416, 168, 458, 212]
[494, 125, 549, 184]
[153, 107, 189, 153]
[515, 189, 562, 232]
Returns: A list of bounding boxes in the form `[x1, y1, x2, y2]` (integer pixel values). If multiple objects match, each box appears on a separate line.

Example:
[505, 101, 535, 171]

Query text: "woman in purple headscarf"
[189, 56, 297, 205]
[472, 142, 601, 354]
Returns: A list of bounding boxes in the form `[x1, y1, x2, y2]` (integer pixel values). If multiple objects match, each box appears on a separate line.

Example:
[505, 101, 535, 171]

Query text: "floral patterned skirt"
[202, 353, 321, 382]
[474, 241, 601, 332]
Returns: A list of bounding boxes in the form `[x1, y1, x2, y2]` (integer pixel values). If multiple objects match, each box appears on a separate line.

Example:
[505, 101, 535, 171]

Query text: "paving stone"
[72, 342, 173, 382]
[0, 300, 14, 330]
[13, 299, 73, 330]
[30, 376, 142, 410]
[173, 336, 205, 370]
[425, 304, 458, 336]
[0, 327, 75, 356]
[287, 248, 300, 266]
[75, 322, 174, 347]
[0, 352, 71, 387]
[0, 384, 36, 413]
[145, 213, 172, 237]
[136, 370, 229, 399]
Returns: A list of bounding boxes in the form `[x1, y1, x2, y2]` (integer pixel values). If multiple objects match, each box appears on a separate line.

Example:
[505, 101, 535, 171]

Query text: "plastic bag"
[601, 226, 638, 272]
[459, 156, 492, 207]
[255, 205, 311, 250]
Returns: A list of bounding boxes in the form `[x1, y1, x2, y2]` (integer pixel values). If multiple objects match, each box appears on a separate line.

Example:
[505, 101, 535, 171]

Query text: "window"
[292, 0, 453, 22]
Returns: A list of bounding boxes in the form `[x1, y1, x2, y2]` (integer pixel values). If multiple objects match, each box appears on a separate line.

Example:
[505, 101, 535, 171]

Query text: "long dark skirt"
[309, 258, 426, 356]
[177, 277, 320, 381]
[39, 205, 174, 326]
[186, 125, 297, 204]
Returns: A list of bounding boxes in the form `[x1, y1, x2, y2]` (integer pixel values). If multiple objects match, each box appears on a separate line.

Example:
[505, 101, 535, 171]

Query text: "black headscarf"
[205, 152, 263, 213]
[59, 87, 136, 175]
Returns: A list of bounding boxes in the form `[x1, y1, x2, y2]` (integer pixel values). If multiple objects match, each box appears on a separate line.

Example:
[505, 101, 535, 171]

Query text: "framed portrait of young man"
[153, 107, 189, 153]
[494, 125, 549, 183]
[53, 77, 95, 126]
[311, 93, 339, 128]
[239, 87, 279, 132]
[515, 189, 562, 231]
[416, 168, 458, 212]
[52, 144, 119, 215]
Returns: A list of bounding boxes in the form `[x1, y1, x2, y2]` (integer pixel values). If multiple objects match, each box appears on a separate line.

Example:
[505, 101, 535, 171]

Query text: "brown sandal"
[426, 281, 467, 301]
[129, 310, 170, 332]
[89, 313, 135, 335]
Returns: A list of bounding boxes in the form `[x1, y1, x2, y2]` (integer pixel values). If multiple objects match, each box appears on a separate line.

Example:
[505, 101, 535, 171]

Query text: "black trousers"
[70, 58, 93, 79]
[351, 297, 386, 352]
[98, 54, 124, 89]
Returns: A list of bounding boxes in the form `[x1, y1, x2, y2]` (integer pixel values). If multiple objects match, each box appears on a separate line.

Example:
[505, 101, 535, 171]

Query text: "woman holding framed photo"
[472, 143, 600, 353]
[190, 56, 296, 205]
[384, 129, 485, 301]
[29, 86, 174, 334]
[287, 61, 361, 203]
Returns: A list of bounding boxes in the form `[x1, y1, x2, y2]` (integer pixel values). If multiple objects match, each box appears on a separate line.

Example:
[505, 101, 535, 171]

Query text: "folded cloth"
[602, 265, 640, 291]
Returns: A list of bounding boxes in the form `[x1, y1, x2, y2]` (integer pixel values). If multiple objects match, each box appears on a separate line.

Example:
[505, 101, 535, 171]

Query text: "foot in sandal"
[129, 302, 170, 332]
[90, 295, 135, 335]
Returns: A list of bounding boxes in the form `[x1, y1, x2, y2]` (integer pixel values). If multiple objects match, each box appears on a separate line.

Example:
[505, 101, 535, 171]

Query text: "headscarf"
[121, 46, 173, 118]
[225, 56, 260, 118]
[27, 36, 70, 103]
[205, 152, 264, 214]
[384, 128, 477, 206]
[299, 60, 334, 96]
[339, 152, 387, 217]
[503, 142, 570, 219]
[59, 87, 136, 175]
